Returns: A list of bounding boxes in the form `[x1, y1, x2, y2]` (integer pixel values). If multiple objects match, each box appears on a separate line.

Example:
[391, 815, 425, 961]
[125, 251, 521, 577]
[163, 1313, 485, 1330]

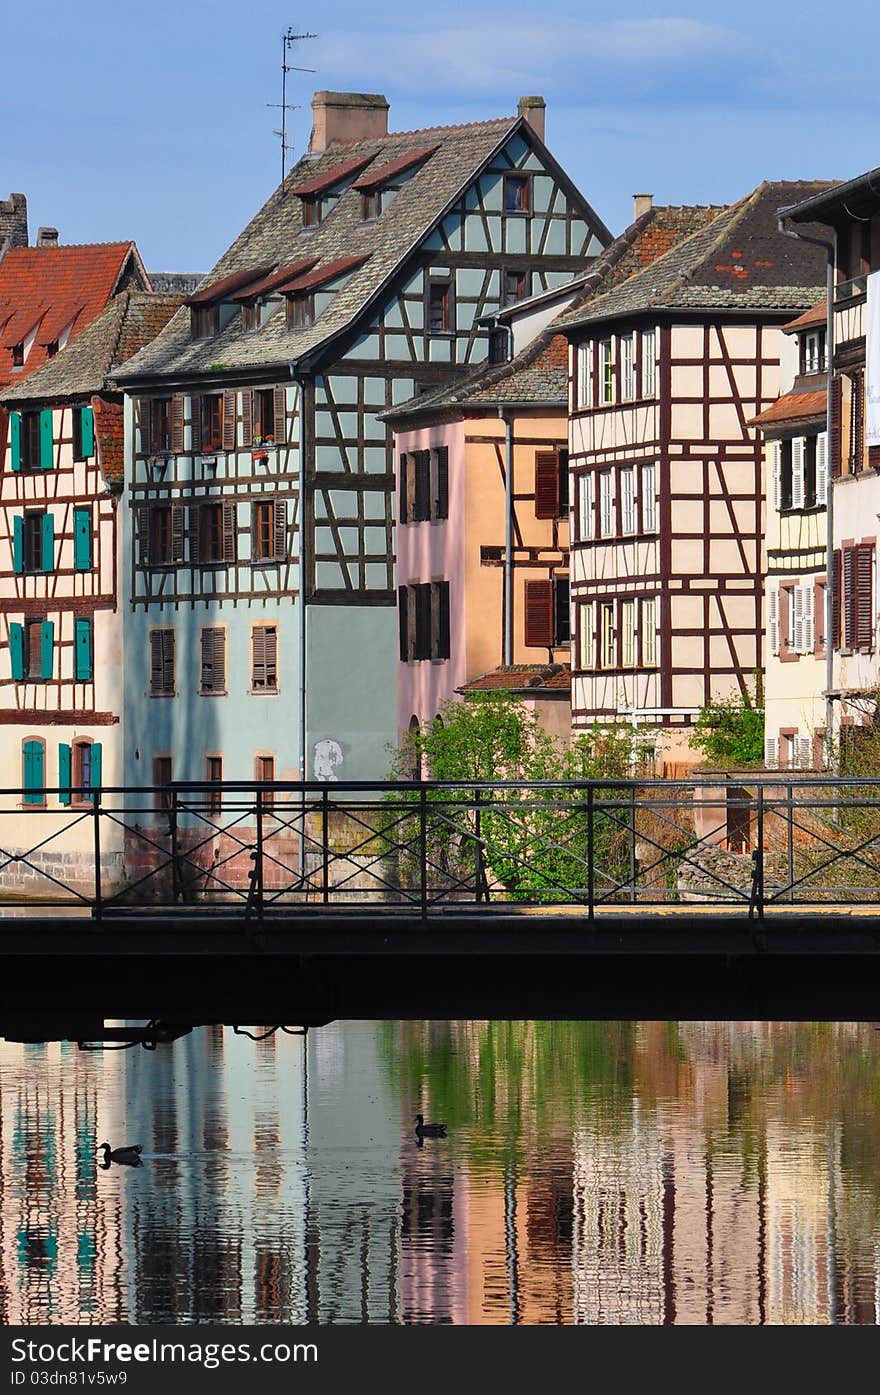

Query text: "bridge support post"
[92, 786, 102, 921]
[419, 784, 428, 919]
[786, 781, 795, 904]
[587, 786, 595, 921]
[322, 787, 330, 904]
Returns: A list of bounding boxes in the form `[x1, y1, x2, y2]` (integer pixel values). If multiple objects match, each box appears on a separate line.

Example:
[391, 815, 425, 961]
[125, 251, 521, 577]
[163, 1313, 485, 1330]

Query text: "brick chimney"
[309, 92, 389, 153]
[518, 96, 546, 143]
[633, 194, 654, 221]
[37, 227, 59, 247]
[0, 193, 28, 262]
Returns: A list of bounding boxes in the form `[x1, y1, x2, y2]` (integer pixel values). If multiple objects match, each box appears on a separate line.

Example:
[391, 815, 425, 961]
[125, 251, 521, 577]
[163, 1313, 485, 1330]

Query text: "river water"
[1, 1020, 878, 1325]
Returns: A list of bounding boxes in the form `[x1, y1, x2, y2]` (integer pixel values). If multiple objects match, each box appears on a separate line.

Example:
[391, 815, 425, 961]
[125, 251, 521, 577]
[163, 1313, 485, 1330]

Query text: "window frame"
[199, 625, 227, 696]
[502, 174, 530, 214]
[427, 279, 453, 336]
[251, 623, 279, 693]
[149, 627, 176, 698]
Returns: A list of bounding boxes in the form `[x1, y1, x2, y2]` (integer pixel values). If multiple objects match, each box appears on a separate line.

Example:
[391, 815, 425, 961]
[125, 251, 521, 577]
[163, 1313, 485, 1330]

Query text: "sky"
[4, 0, 880, 273]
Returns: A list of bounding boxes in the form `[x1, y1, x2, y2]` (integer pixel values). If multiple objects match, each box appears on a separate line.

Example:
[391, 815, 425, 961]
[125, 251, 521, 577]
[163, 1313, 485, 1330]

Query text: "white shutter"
[816, 431, 828, 506]
[791, 436, 805, 510]
[771, 440, 781, 512]
[796, 735, 813, 769]
[765, 736, 779, 769]
[801, 584, 815, 654]
[793, 585, 805, 653]
[768, 588, 779, 656]
[578, 473, 594, 540]
[641, 462, 656, 533]
[621, 468, 635, 535]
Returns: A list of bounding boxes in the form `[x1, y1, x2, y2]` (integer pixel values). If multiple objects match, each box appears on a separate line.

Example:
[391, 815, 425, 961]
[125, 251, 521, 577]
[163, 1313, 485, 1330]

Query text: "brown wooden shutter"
[852, 369, 865, 471]
[398, 586, 409, 659]
[843, 546, 856, 649]
[856, 542, 874, 649]
[524, 579, 554, 648]
[163, 631, 175, 693]
[534, 451, 560, 519]
[201, 627, 226, 692]
[405, 455, 416, 524]
[171, 504, 185, 563]
[264, 626, 278, 686]
[137, 399, 152, 455]
[398, 454, 408, 524]
[149, 631, 162, 694]
[415, 583, 431, 659]
[241, 391, 254, 447]
[190, 397, 202, 454]
[187, 505, 199, 564]
[273, 386, 286, 443]
[434, 446, 449, 520]
[222, 390, 237, 450]
[252, 626, 265, 687]
[414, 452, 430, 521]
[222, 502, 236, 562]
[830, 377, 842, 477]
[170, 395, 185, 453]
[407, 585, 417, 660]
[430, 581, 440, 658]
[136, 505, 150, 564]
[274, 498, 287, 558]
[832, 549, 841, 651]
[437, 580, 450, 659]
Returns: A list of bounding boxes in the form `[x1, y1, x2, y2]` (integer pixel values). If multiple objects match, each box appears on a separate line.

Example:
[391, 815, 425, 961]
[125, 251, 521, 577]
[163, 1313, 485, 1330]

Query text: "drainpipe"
[499, 408, 514, 664]
[292, 366, 309, 878]
[777, 219, 837, 752]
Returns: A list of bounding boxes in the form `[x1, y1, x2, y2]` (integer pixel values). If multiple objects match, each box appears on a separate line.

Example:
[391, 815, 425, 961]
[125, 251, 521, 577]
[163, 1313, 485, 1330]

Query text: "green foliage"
[689, 675, 764, 766]
[386, 694, 637, 903]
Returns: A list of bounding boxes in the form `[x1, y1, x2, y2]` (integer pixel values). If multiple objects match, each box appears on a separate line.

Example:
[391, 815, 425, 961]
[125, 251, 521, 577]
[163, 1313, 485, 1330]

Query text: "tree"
[689, 674, 764, 766]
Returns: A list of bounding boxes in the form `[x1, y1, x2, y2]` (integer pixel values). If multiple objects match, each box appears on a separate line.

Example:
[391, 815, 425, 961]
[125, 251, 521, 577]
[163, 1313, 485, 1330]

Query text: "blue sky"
[5, 0, 878, 272]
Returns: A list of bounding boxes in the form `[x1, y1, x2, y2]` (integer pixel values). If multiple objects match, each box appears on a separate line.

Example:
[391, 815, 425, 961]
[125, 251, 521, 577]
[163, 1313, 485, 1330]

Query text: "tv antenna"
[267, 26, 317, 191]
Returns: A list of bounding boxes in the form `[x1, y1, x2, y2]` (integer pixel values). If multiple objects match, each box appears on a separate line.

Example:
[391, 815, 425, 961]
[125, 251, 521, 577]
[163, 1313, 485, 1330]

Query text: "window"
[152, 755, 173, 818]
[200, 627, 226, 694]
[72, 407, 95, 462]
[620, 467, 635, 535]
[251, 625, 278, 691]
[14, 510, 53, 574]
[620, 599, 636, 668]
[255, 389, 276, 442]
[600, 602, 616, 668]
[833, 543, 874, 652]
[488, 328, 510, 364]
[191, 304, 220, 339]
[199, 394, 224, 451]
[641, 597, 657, 668]
[400, 450, 448, 524]
[22, 739, 45, 806]
[252, 499, 287, 562]
[641, 329, 655, 398]
[302, 196, 321, 228]
[641, 463, 656, 533]
[502, 268, 530, 306]
[578, 344, 592, 410]
[577, 473, 594, 541]
[206, 756, 223, 815]
[503, 175, 529, 213]
[198, 502, 224, 563]
[256, 755, 275, 812]
[534, 450, 568, 519]
[73, 617, 92, 681]
[801, 328, 826, 374]
[427, 281, 452, 334]
[599, 471, 614, 537]
[522, 577, 568, 649]
[149, 628, 175, 697]
[150, 505, 173, 565]
[398, 582, 450, 660]
[72, 740, 96, 800]
[848, 369, 865, 474]
[431, 447, 449, 521]
[774, 436, 825, 512]
[599, 340, 613, 404]
[620, 334, 634, 401]
[20, 412, 42, 469]
[241, 300, 260, 332]
[578, 601, 595, 670]
[140, 398, 172, 454]
[287, 294, 315, 330]
[11, 343, 24, 368]
[25, 618, 53, 680]
[361, 190, 381, 221]
[73, 507, 93, 571]
[46, 340, 58, 358]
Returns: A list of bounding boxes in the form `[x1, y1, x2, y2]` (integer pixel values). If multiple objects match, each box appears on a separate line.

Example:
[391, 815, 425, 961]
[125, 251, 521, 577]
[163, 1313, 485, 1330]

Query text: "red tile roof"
[291, 155, 376, 197]
[231, 259, 318, 300]
[186, 266, 272, 305]
[782, 300, 827, 333]
[352, 146, 439, 192]
[459, 664, 571, 694]
[751, 388, 826, 428]
[0, 242, 142, 389]
[282, 254, 371, 294]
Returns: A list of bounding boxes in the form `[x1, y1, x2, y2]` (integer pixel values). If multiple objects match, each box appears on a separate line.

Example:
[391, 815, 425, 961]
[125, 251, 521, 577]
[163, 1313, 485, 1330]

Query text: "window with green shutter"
[12, 517, 22, 574]
[40, 512, 54, 572]
[58, 743, 71, 806]
[22, 739, 45, 805]
[10, 412, 21, 471]
[73, 406, 94, 461]
[40, 620, 54, 680]
[9, 623, 24, 680]
[74, 618, 92, 681]
[39, 408, 54, 470]
[73, 508, 92, 570]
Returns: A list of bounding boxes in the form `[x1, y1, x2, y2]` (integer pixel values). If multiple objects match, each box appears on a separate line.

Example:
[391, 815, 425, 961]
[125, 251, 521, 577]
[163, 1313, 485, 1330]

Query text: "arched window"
[22, 738, 46, 805]
[408, 716, 422, 782]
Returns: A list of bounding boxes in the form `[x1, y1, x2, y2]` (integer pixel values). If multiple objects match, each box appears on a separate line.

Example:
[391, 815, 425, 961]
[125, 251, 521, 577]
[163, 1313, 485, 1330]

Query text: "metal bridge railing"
[1, 775, 880, 918]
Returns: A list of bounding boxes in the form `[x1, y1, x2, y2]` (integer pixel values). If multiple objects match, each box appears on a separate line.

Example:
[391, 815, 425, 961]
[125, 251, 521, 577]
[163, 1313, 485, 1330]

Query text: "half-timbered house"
[385, 199, 716, 745]
[0, 285, 180, 891]
[751, 301, 828, 769]
[561, 182, 829, 768]
[779, 174, 880, 754]
[112, 90, 611, 806]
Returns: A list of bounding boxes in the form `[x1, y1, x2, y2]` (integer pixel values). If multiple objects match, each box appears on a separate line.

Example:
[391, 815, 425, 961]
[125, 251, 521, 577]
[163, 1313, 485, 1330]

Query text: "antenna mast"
[268, 26, 317, 191]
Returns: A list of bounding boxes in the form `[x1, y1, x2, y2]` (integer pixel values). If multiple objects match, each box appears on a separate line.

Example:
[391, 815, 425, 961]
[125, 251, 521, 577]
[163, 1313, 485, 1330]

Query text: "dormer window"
[11, 343, 23, 367]
[287, 294, 315, 330]
[302, 196, 321, 229]
[45, 340, 59, 358]
[241, 301, 259, 332]
[361, 190, 381, 221]
[192, 304, 220, 339]
[502, 268, 530, 307]
[186, 266, 272, 341]
[801, 327, 827, 375]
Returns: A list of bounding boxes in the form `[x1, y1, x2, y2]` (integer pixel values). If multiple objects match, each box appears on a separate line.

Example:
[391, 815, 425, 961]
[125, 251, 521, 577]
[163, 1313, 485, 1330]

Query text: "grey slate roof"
[0, 291, 183, 405]
[113, 115, 611, 387]
[559, 181, 833, 332]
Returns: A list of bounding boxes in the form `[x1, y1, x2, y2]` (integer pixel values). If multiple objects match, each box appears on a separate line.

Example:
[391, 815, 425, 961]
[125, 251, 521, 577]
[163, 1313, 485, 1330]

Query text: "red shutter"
[222, 502, 237, 562]
[274, 498, 287, 559]
[171, 504, 185, 563]
[137, 399, 152, 455]
[843, 547, 856, 649]
[273, 386, 286, 443]
[241, 391, 254, 448]
[524, 579, 554, 648]
[170, 395, 185, 453]
[188, 506, 201, 564]
[222, 391, 237, 450]
[856, 542, 874, 649]
[852, 370, 865, 472]
[830, 377, 842, 478]
[190, 397, 202, 453]
[832, 549, 841, 651]
[534, 451, 560, 519]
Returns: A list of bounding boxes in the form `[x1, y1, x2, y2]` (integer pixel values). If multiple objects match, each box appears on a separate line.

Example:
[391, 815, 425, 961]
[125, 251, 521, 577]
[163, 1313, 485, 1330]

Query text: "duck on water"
[98, 1143, 143, 1169]
[415, 1114, 447, 1145]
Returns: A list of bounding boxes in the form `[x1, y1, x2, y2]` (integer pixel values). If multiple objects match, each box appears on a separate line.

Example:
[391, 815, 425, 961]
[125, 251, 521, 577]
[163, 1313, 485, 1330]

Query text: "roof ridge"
[105, 291, 132, 372]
